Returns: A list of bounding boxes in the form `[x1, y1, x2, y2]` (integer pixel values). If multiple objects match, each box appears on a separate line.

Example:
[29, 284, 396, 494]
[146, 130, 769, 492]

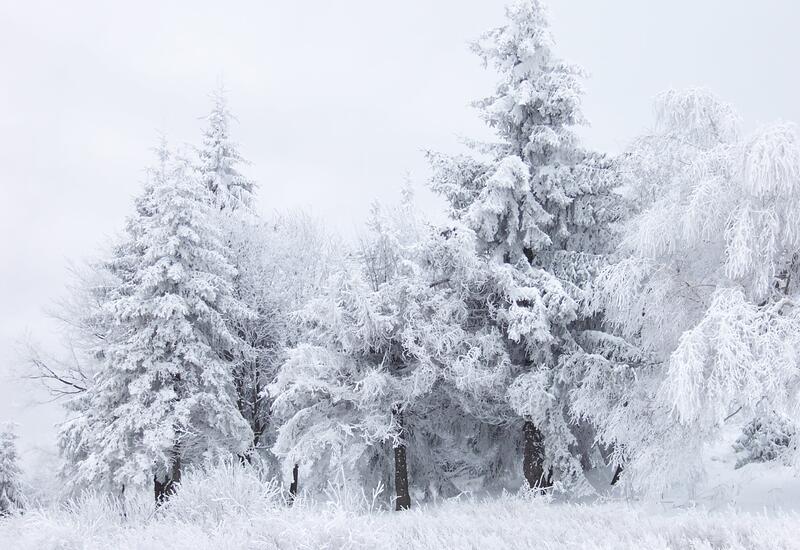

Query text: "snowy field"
[2, 462, 800, 550]
[2, 495, 798, 550]
[4, 0, 800, 548]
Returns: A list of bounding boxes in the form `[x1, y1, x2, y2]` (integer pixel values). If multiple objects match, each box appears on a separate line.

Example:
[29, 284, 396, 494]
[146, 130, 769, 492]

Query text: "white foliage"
[593, 88, 800, 493]
[654, 88, 741, 147]
[59, 147, 252, 493]
[270, 193, 468, 499]
[734, 413, 796, 469]
[222, 208, 341, 466]
[427, 0, 623, 494]
[197, 87, 256, 212]
[466, 156, 551, 262]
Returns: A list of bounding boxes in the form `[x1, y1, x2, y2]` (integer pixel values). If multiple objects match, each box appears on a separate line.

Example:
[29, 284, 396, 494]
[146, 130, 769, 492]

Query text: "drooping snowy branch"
[591, 88, 800, 493]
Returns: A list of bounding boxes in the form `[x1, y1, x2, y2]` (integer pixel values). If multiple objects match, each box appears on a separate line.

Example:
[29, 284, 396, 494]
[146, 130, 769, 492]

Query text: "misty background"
[1, 0, 799, 479]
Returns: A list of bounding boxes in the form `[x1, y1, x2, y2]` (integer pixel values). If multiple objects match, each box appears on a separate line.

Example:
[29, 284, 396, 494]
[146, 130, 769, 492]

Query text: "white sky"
[1, 0, 799, 477]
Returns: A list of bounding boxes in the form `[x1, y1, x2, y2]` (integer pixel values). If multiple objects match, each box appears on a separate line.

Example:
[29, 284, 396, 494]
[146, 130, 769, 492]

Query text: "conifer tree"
[427, 0, 622, 493]
[195, 90, 336, 468]
[0, 426, 23, 515]
[198, 87, 256, 212]
[196, 89, 264, 461]
[59, 147, 252, 501]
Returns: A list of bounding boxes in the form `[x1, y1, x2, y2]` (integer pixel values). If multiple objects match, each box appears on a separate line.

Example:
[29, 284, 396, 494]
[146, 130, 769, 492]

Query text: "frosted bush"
[734, 415, 796, 469]
[158, 461, 284, 525]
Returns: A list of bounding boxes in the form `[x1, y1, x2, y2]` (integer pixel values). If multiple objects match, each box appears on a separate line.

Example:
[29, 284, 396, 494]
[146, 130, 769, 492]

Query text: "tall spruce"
[428, 0, 622, 493]
[59, 146, 252, 501]
[197, 89, 265, 461]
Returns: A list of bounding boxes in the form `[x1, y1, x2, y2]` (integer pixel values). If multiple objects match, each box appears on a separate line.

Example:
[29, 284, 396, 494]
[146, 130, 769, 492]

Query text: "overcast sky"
[2, 0, 799, 476]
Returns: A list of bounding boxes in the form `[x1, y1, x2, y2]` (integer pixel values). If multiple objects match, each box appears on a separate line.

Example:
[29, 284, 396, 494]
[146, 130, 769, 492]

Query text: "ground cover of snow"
[2, 462, 799, 550]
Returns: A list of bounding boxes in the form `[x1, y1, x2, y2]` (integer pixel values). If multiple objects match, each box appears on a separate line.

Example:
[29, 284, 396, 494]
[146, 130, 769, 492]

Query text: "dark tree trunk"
[154, 477, 165, 505]
[247, 412, 264, 465]
[610, 464, 623, 486]
[522, 420, 551, 490]
[393, 407, 411, 511]
[288, 463, 299, 503]
[154, 455, 182, 505]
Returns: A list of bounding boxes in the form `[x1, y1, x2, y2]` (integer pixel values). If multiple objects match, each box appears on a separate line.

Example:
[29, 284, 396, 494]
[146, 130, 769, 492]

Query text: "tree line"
[19, 0, 800, 510]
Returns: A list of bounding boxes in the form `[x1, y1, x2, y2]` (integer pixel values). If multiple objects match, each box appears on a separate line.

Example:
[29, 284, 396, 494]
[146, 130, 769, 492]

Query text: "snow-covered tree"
[196, 89, 341, 468]
[225, 212, 342, 469]
[272, 179, 598, 503]
[198, 87, 256, 212]
[59, 147, 252, 502]
[271, 195, 426, 509]
[196, 89, 277, 464]
[272, 192, 512, 508]
[590, 88, 800, 493]
[427, 0, 621, 493]
[0, 426, 23, 515]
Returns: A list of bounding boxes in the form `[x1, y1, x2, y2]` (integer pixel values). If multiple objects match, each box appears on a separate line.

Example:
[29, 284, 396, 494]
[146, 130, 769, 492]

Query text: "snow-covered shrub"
[734, 415, 796, 469]
[158, 461, 283, 525]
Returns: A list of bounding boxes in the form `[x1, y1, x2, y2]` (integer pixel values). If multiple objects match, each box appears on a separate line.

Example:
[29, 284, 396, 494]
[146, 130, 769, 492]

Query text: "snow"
[3, 462, 800, 550]
[9, 0, 800, 546]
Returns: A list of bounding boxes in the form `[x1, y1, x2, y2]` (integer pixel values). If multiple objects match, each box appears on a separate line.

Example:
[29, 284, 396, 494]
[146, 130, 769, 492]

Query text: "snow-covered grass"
[4, 495, 799, 550]
[2, 463, 800, 549]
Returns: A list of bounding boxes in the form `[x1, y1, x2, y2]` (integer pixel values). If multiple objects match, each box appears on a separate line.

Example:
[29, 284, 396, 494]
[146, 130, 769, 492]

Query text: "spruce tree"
[198, 87, 256, 212]
[428, 0, 622, 493]
[59, 148, 252, 501]
[197, 89, 272, 464]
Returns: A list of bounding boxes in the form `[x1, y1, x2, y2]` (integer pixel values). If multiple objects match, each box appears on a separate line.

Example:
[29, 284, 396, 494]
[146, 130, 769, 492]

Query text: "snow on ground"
[2, 495, 799, 550]
[679, 425, 800, 513]
[2, 462, 800, 550]
[696, 456, 800, 513]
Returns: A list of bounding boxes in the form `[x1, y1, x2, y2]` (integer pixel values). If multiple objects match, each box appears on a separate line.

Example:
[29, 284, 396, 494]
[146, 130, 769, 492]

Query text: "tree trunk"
[393, 407, 411, 511]
[154, 454, 182, 505]
[522, 420, 550, 490]
[246, 411, 264, 465]
[610, 464, 623, 486]
[288, 463, 299, 503]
